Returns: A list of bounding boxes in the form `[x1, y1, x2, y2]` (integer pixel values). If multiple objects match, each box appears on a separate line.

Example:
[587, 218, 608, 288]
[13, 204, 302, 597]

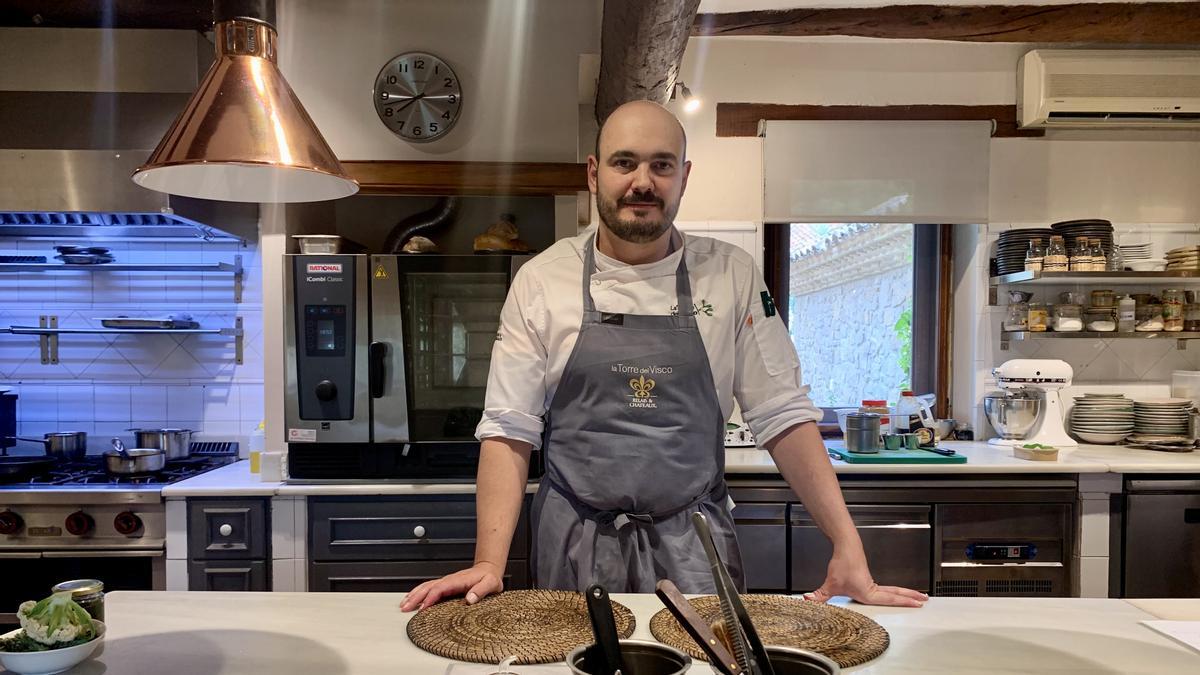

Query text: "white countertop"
[1127, 599, 1200, 621]
[73, 592, 1200, 674]
[158, 440, 1200, 498]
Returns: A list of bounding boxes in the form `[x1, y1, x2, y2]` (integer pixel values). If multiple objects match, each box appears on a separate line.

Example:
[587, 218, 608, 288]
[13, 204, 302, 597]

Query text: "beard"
[596, 189, 680, 244]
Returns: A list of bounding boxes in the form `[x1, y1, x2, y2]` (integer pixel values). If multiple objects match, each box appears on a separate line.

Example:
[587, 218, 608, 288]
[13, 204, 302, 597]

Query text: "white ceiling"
[698, 0, 1187, 11]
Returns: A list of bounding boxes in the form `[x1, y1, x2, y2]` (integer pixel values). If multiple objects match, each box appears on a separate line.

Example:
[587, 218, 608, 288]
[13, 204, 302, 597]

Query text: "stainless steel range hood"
[0, 210, 242, 243]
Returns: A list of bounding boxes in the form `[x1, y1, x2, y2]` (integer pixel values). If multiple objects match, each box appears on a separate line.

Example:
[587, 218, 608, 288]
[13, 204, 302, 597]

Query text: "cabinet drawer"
[188, 560, 269, 591]
[309, 496, 529, 562]
[188, 498, 269, 560]
[791, 504, 931, 593]
[309, 560, 529, 593]
[732, 503, 787, 591]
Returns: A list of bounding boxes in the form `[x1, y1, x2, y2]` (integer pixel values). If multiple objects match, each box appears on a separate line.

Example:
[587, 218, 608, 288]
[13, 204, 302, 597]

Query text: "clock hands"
[383, 92, 425, 112]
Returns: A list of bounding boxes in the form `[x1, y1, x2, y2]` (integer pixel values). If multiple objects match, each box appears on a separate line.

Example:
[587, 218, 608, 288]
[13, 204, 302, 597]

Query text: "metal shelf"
[0, 316, 243, 365]
[992, 270, 1200, 285]
[0, 256, 243, 302]
[1000, 328, 1200, 351]
[0, 211, 244, 243]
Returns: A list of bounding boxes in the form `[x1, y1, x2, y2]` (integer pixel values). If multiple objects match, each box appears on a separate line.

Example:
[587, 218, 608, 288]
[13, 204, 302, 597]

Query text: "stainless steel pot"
[128, 428, 192, 459]
[16, 431, 87, 459]
[567, 640, 691, 675]
[984, 391, 1042, 440]
[105, 438, 165, 474]
[765, 645, 842, 674]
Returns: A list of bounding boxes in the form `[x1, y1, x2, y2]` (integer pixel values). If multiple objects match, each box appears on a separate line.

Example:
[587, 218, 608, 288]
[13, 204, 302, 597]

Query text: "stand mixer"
[986, 359, 1077, 448]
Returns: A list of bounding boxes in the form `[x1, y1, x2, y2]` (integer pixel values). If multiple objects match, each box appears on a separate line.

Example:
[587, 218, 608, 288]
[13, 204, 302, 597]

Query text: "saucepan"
[105, 438, 165, 475]
[568, 640, 691, 675]
[14, 431, 88, 460]
[127, 428, 193, 460]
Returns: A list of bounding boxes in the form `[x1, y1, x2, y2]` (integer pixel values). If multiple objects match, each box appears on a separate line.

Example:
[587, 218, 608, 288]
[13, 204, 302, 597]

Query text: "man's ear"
[679, 159, 692, 197]
[587, 155, 599, 195]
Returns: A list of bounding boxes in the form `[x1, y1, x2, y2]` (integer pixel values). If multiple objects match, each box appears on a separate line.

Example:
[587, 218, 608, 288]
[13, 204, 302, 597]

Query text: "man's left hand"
[805, 550, 928, 608]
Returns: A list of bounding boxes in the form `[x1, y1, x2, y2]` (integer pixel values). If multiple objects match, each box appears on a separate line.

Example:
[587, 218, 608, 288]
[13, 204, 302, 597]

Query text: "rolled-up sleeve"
[475, 267, 550, 449]
[733, 264, 822, 445]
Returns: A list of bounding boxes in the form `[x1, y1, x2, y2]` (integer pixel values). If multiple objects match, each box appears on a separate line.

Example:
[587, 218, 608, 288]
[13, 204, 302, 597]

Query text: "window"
[765, 223, 946, 418]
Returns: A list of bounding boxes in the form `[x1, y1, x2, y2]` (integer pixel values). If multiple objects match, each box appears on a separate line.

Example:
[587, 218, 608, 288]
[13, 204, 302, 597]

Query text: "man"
[401, 100, 927, 611]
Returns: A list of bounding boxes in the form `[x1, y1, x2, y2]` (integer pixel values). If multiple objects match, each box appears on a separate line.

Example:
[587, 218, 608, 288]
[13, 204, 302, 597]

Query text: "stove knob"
[315, 380, 337, 402]
[0, 510, 22, 535]
[114, 511, 143, 535]
[65, 511, 94, 536]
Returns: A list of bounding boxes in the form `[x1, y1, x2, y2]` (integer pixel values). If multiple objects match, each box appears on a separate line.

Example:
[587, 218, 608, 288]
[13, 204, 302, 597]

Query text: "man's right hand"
[399, 562, 504, 612]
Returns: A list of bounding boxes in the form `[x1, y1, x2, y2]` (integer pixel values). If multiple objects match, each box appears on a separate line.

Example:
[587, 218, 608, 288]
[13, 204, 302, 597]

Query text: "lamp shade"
[133, 10, 357, 203]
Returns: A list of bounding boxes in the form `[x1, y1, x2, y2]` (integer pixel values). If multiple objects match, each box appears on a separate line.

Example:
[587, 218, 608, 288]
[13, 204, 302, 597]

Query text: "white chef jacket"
[475, 225, 822, 450]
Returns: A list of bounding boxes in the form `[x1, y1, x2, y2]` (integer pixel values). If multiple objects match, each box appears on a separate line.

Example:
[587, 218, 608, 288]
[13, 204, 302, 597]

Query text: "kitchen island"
[65, 591, 1200, 674]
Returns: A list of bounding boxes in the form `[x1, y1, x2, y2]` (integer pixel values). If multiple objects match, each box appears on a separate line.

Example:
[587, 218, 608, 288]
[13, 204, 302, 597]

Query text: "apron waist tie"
[544, 474, 725, 531]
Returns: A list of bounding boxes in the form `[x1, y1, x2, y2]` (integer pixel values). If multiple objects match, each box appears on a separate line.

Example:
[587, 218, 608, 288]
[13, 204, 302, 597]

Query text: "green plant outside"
[894, 306, 913, 390]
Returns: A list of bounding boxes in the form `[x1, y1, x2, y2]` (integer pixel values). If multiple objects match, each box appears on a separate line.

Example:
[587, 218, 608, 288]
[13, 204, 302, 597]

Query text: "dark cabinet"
[791, 504, 931, 593]
[1121, 490, 1200, 597]
[187, 498, 270, 591]
[308, 495, 532, 592]
[731, 502, 788, 591]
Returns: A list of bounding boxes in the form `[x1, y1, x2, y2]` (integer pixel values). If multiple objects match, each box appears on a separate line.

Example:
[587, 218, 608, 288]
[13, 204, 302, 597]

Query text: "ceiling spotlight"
[671, 82, 701, 114]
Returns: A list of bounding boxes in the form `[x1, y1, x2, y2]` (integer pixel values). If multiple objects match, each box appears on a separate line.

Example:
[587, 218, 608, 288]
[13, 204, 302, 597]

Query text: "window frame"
[764, 223, 953, 432]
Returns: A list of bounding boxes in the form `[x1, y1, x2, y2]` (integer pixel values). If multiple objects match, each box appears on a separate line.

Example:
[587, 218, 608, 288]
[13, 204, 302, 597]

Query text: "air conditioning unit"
[1018, 49, 1200, 128]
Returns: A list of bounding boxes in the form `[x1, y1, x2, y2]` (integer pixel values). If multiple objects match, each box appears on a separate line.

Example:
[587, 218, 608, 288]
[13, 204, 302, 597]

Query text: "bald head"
[588, 100, 692, 245]
[595, 100, 687, 162]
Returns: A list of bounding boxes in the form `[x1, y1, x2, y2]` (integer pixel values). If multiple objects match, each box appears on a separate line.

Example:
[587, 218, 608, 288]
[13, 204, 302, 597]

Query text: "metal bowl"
[984, 393, 1042, 440]
[567, 640, 691, 675]
[765, 645, 842, 674]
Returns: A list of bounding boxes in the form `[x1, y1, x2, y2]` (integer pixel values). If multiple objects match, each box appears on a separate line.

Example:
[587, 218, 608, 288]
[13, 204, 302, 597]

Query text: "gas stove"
[1, 455, 236, 489]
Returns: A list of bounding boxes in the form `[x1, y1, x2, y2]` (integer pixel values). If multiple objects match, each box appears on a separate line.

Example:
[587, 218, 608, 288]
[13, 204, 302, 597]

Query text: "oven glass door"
[0, 551, 163, 628]
[397, 257, 513, 441]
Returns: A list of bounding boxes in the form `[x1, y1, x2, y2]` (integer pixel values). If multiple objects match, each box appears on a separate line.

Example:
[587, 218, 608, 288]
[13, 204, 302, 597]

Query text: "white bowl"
[1074, 431, 1131, 444]
[0, 621, 104, 675]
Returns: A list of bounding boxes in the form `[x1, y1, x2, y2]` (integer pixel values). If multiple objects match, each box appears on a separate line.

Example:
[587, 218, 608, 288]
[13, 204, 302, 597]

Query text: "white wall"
[278, 0, 601, 162]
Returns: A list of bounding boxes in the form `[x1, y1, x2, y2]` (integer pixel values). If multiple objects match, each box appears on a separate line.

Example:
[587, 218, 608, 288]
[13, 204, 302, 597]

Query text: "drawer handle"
[219, 524, 233, 537]
[413, 525, 426, 538]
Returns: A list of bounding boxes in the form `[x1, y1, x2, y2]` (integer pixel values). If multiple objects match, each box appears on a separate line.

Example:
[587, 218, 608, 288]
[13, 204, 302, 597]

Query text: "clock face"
[373, 52, 462, 143]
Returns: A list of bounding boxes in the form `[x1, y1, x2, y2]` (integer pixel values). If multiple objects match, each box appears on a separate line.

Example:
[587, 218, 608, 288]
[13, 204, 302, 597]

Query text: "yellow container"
[249, 451, 262, 474]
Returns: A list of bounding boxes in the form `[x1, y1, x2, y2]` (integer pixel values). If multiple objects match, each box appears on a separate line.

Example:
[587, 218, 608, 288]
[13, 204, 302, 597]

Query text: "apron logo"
[671, 299, 714, 317]
[760, 290, 777, 317]
[628, 375, 657, 409]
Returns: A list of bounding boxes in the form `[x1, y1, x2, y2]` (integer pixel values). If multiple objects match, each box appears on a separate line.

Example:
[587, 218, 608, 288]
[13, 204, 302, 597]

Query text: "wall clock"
[373, 51, 462, 143]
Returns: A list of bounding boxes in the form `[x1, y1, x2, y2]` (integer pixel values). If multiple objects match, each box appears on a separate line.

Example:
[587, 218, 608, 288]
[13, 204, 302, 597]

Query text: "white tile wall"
[957, 222, 1200, 438]
[0, 237, 264, 454]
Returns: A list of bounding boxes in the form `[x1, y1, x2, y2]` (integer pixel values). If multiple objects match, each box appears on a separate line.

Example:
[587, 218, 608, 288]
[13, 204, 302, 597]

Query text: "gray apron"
[531, 233, 744, 594]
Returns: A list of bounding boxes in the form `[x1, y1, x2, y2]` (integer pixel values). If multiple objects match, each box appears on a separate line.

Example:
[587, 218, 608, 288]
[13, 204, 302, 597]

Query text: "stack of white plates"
[1117, 242, 1160, 272]
[1070, 394, 1134, 444]
[1166, 246, 1200, 271]
[1133, 398, 1193, 436]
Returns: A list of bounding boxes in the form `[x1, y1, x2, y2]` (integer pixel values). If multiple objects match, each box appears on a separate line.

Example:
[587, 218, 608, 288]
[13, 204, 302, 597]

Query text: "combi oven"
[284, 254, 541, 480]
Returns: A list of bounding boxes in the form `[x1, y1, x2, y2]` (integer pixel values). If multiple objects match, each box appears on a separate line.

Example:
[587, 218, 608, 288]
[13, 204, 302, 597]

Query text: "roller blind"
[762, 120, 991, 224]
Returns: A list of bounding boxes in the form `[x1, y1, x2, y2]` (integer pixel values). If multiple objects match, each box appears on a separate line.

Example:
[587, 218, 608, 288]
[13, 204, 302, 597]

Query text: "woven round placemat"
[649, 594, 888, 668]
[406, 589, 636, 664]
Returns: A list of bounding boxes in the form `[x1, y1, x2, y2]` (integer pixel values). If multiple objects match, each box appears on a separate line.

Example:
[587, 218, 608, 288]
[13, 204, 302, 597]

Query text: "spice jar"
[1136, 303, 1165, 332]
[1024, 239, 1045, 272]
[1084, 307, 1116, 332]
[1053, 304, 1083, 332]
[1091, 289, 1115, 308]
[859, 399, 891, 434]
[1186, 304, 1200, 332]
[1027, 302, 1049, 332]
[51, 579, 104, 621]
[1005, 302, 1029, 331]
[1043, 237, 1068, 272]
[1163, 289, 1185, 332]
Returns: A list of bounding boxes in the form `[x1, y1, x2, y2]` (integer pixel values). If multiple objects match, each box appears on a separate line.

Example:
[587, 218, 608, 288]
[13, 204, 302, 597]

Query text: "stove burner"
[2, 456, 237, 487]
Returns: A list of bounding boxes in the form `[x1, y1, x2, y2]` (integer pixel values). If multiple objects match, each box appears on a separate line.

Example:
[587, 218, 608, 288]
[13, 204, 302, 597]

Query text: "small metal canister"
[51, 579, 104, 621]
[844, 413, 882, 454]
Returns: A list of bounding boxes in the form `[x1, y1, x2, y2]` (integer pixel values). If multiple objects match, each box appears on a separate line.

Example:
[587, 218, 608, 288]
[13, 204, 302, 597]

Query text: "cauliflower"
[16, 592, 95, 647]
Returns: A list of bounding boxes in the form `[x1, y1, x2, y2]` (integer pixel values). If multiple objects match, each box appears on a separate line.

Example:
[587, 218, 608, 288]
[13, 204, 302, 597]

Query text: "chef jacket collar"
[591, 226, 685, 281]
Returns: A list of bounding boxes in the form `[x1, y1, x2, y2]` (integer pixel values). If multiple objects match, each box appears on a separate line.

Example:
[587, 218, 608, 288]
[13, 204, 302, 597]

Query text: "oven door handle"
[0, 552, 42, 559]
[369, 341, 388, 398]
[42, 550, 164, 558]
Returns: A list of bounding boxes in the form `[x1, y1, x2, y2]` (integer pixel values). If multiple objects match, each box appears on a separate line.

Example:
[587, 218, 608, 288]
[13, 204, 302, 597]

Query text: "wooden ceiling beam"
[716, 103, 1046, 138]
[596, 0, 701, 124]
[693, 3, 1200, 44]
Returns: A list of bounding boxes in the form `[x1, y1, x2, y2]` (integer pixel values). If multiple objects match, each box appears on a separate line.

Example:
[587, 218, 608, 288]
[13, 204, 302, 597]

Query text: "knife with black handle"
[585, 583, 626, 675]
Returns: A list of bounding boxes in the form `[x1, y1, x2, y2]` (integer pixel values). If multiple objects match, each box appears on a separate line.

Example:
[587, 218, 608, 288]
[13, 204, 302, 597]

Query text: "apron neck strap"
[581, 232, 693, 315]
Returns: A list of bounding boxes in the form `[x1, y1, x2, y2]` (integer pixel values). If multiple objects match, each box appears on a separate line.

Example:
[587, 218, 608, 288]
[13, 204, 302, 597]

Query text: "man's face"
[589, 105, 690, 244]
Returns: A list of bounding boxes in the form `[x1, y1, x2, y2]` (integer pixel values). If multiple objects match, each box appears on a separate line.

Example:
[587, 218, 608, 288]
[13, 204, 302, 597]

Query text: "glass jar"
[1043, 237, 1068, 272]
[1053, 303, 1084, 332]
[51, 579, 104, 621]
[1090, 239, 1107, 272]
[1024, 239, 1044, 272]
[1027, 302, 1049, 332]
[1136, 303, 1165, 332]
[1005, 302, 1029, 330]
[1068, 237, 1090, 272]
[1186, 304, 1200, 332]
[1163, 289, 1185, 332]
[1091, 289, 1115, 308]
[1084, 307, 1116, 332]
[1106, 244, 1125, 272]
[859, 399, 891, 433]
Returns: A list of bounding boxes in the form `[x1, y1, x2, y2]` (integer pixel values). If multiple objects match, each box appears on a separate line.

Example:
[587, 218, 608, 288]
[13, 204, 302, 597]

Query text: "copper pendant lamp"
[132, 0, 358, 203]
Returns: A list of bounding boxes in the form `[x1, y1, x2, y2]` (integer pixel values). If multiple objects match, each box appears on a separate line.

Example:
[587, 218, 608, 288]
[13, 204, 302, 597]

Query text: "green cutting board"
[827, 445, 967, 464]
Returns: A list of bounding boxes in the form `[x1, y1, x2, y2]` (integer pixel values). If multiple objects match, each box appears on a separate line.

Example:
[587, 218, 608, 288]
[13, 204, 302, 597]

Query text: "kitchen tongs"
[692, 512, 776, 675]
[655, 579, 744, 675]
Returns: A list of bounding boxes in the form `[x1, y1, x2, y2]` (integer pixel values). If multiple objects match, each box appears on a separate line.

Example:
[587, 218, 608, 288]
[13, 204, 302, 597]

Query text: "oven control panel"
[0, 504, 165, 548]
[966, 543, 1039, 561]
[291, 256, 357, 422]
